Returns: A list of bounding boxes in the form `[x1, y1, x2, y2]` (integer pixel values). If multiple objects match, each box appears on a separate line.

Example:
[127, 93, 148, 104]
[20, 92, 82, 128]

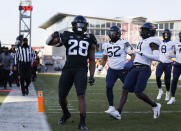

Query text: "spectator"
[0, 48, 13, 89]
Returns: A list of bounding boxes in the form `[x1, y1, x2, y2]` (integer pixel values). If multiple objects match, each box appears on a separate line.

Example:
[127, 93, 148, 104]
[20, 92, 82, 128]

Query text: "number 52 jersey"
[60, 31, 97, 70]
[102, 39, 130, 70]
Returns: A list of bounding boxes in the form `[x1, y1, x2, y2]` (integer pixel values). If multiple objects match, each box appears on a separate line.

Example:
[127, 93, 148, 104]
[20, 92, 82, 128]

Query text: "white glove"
[98, 65, 104, 72]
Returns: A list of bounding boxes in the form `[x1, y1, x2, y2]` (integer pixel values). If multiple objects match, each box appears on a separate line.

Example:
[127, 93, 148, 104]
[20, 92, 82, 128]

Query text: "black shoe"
[25, 89, 29, 95]
[78, 124, 88, 130]
[17, 83, 20, 87]
[22, 93, 25, 96]
[58, 112, 71, 125]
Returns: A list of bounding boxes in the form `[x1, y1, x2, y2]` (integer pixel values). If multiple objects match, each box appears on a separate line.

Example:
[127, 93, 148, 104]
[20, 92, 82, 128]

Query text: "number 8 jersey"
[59, 31, 97, 70]
[159, 40, 175, 63]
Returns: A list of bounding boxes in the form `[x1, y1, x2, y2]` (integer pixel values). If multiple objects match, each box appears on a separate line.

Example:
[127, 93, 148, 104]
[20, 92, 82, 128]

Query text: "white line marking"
[46, 110, 181, 114]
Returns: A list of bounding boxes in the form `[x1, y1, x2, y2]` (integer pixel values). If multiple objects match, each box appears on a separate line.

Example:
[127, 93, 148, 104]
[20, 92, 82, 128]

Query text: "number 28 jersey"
[159, 40, 175, 63]
[102, 39, 130, 70]
[60, 31, 97, 70]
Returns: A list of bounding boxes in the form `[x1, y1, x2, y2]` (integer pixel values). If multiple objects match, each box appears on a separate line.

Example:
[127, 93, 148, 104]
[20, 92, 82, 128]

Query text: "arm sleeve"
[142, 50, 160, 61]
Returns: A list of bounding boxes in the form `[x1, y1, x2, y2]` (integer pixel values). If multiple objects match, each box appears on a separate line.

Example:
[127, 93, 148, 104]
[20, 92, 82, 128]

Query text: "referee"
[15, 38, 36, 96]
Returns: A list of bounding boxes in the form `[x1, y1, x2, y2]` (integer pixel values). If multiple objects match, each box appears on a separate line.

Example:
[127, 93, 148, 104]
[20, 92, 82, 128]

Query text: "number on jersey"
[137, 42, 143, 51]
[107, 46, 121, 57]
[161, 45, 167, 53]
[68, 40, 89, 56]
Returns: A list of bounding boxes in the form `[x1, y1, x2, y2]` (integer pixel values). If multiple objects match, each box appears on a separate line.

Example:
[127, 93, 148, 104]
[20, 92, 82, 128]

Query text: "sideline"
[0, 84, 51, 131]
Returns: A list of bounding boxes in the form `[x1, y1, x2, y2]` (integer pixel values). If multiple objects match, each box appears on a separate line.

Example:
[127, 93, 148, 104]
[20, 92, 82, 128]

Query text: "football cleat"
[105, 106, 116, 114]
[165, 91, 170, 101]
[156, 89, 163, 100]
[58, 112, 71, 125]
[109, 110, 121, 120]
[78, 124, 88, 130]
[167, 97, 176, 104]
[152, 103, 161, 119]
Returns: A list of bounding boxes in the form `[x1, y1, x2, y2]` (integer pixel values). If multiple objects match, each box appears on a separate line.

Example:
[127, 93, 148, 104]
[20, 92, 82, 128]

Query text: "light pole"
[19, 0, 33, 45]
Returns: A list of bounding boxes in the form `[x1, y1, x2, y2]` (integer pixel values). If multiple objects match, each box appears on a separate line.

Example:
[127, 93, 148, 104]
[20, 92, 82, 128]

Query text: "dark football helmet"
[71, 15, 88, 34]
[108, 26, 121, 42]
[162, 29, 172, 41]
[15, 35, 24, 46]
[140, 22, 156, 39]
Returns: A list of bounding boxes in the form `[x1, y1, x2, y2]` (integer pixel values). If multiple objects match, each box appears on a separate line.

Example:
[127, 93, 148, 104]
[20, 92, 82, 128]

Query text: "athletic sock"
[80, 113, 86, 125]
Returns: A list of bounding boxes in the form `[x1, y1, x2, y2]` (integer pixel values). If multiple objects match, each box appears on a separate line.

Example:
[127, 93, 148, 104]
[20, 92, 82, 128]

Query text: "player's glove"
[88, 75, 95, 86]
[50, 31, 62, 45]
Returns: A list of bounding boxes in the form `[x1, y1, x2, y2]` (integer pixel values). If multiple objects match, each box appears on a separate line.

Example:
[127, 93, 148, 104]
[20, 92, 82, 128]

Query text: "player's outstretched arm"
[141, 43, 160, 61]
[46, 31, 63, 47]
[88, 44, 96, 86]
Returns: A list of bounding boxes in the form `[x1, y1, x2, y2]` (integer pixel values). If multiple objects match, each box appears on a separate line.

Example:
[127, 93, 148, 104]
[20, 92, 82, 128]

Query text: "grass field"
[34, 74, 181, 131]
[0, 91, 9, 105]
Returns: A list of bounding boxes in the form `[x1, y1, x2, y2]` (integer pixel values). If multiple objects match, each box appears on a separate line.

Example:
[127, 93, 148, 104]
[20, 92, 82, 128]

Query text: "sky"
[0, 0, 181, 46]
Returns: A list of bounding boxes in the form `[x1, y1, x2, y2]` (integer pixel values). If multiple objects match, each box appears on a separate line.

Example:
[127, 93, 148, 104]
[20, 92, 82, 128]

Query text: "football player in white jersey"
[156, 29, 175, 101]
[109, 22, 162, 120]
[167, 31, 181, 104]
[98, 26, 133, 116]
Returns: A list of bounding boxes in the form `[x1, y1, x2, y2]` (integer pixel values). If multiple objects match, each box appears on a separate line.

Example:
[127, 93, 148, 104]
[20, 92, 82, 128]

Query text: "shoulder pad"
[62, 31, 72, 36]
[173, 39, 180, 44]
[102, 42, 108, 49]
[148, 37, 161, 46]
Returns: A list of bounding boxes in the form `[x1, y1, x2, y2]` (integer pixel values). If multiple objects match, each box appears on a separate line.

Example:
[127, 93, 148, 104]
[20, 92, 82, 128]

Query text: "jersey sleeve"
[149, 37, 161, 46]
[123, 39, 132, 53]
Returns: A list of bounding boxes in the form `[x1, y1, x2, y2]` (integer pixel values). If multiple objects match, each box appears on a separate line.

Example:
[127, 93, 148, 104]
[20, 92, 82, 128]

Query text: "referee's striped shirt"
[15, 45, 36, 65]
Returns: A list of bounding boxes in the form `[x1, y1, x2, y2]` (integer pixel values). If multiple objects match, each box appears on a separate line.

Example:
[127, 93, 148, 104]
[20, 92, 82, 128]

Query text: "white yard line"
[46, 110, 181, 114]
[0, 83, 51, 131]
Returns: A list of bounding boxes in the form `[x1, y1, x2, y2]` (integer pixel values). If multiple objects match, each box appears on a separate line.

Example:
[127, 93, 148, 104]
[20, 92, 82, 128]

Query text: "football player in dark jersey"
[46, 15, 97, 130]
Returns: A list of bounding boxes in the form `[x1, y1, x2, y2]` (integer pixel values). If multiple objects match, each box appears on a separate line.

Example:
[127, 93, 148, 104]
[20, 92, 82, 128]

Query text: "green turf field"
[34, 74, 181, 131]
[0, 91, 9, 105]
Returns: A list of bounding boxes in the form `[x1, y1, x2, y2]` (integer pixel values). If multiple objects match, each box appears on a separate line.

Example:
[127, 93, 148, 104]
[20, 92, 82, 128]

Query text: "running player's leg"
[117, 68, 138, 116]
[134, 66, 161, 118]
[105, 68, 118, 112]
[58, 70, 74, 125]
[156, 63, 164, 99]
[168, 66, 181, 104]
[74, 68, 88, 130]
[134, 66, 155, 105]
[164, 63, 172, 100]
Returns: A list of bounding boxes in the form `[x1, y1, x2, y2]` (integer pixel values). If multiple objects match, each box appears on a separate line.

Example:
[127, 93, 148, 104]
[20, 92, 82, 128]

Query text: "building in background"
[154, 19, 181, 40]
